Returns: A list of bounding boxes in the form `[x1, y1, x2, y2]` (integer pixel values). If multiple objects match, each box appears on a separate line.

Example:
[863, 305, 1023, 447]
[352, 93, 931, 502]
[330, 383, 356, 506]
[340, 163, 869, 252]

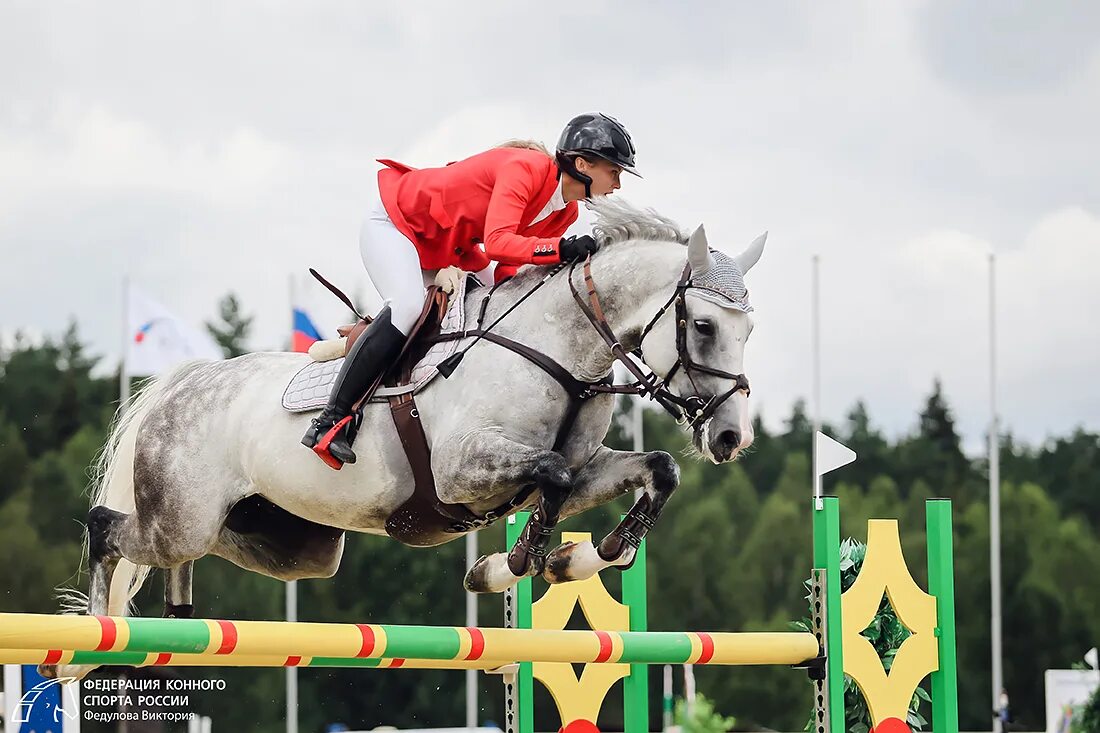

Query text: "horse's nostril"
[719, 430, 741, 451]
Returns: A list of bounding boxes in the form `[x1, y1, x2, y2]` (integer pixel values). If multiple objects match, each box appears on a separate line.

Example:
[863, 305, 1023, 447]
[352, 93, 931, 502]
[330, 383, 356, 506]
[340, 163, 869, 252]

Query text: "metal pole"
[662, 664, 673, 731]
[989, 253, 1003, 733]
[286, 274, 300, 733]
[633, 397, 644, 501]
[286, 580, 298, 733]
[683, 663, 696, 716]
[121, 275, 130, 407]
[811, 255, 822, 504]
[466, 533, 479, 729]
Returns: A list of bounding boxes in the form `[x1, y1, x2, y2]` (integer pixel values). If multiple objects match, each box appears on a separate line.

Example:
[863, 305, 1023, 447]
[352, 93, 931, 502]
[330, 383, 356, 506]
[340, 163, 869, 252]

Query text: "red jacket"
[376, 147, 579, 280]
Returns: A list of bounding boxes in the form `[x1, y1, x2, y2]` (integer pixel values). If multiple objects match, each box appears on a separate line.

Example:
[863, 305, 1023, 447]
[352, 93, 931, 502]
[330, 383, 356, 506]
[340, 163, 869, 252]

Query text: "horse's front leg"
[542, 446, 680, 584]
[443, 434, 574, 594]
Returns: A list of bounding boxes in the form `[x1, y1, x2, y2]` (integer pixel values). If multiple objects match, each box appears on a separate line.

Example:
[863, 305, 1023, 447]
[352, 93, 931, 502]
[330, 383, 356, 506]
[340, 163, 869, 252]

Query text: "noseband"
[568, 258, 751, 432]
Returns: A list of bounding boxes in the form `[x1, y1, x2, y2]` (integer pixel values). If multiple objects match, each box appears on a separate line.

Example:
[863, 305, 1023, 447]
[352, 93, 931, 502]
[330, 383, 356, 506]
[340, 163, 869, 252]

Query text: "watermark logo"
[12, 676, 79, 725]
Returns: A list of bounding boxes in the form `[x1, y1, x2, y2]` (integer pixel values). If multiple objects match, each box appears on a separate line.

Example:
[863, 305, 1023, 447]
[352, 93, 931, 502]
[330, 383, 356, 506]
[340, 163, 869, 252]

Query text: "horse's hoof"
[543, 540, 607, 584]
[463, 553, 522, 594]
[37, 663, 88, 682]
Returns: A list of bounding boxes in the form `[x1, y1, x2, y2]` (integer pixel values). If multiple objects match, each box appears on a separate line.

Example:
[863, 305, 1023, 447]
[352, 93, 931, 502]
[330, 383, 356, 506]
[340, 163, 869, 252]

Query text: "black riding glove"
[558, 234, 601, 263]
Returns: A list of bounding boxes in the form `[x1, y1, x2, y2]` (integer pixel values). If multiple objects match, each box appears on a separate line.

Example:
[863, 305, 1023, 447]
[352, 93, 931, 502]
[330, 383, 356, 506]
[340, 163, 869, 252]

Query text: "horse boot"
[302, 306, 406, 469]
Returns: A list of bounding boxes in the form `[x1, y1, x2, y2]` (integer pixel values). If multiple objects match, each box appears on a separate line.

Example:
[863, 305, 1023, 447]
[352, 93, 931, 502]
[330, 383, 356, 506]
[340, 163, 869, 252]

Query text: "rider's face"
[576, 158, 623, 197]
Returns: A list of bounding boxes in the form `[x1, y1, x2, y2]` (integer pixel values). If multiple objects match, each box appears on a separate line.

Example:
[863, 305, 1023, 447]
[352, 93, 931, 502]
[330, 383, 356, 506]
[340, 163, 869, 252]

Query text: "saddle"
[283, 273, 532, 547]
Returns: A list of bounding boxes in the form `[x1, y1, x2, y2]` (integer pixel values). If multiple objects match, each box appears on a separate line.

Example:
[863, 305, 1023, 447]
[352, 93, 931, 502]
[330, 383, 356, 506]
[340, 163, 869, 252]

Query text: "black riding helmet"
[555, 113, 641, 198]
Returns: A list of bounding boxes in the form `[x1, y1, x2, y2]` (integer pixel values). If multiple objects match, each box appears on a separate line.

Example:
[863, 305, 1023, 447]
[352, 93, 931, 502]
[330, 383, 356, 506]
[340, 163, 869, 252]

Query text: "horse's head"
[637, 224, 766, 464]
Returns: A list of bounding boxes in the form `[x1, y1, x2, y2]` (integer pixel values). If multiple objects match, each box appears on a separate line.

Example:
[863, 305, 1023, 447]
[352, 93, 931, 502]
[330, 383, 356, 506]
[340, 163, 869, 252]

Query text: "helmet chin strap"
[569, 168, 592, 199]
[556, 153, 593, 199]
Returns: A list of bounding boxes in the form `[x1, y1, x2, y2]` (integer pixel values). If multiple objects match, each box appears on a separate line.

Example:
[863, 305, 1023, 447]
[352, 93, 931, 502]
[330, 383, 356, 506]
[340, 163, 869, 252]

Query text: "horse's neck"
[583, 242, 685, 366]
[493, 242, 685, 382]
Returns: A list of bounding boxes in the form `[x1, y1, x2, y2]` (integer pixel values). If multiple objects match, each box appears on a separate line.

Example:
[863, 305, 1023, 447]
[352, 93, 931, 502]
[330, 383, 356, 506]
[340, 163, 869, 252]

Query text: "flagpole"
[287, 275, 300, 733]
[289, 274, 297, 352]
[633, 396, 644, 500]
[286, 580, 298, 733]
[989, 253, 1003, 733]
[465, 534, 478, 729]
[121, 275, 130, 407]
[811, 255, 822, 505]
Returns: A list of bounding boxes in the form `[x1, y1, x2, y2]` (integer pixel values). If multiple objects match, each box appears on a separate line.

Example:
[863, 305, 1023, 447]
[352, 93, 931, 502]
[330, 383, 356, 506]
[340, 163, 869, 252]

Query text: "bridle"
[567, 257, 751, 433]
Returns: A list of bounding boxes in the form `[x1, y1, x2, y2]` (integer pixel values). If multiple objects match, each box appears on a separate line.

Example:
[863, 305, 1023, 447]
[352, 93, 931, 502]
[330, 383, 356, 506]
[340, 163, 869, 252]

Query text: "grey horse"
[45, 198, 765, 680]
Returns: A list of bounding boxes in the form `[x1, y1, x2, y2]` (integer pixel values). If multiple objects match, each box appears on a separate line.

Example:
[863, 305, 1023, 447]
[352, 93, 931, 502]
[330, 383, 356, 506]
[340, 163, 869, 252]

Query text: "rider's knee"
[386, 295, 423, 335]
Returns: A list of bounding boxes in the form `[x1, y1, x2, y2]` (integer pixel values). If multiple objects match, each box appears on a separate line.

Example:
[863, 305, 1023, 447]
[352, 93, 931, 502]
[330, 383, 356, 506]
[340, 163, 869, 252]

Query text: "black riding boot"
[302, 306, 406, 469]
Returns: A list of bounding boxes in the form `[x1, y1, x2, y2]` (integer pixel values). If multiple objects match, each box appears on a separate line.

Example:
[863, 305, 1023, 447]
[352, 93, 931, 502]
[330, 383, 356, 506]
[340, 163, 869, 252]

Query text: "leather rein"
[433, 257, 750, 442]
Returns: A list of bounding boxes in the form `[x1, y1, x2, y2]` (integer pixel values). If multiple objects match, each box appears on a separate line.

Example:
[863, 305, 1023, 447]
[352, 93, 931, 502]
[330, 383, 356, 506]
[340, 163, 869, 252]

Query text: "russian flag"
[292, 308, 323, 352]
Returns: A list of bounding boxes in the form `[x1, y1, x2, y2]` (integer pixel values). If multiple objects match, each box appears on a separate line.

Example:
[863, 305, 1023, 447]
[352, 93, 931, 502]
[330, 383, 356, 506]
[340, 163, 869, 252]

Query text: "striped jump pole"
[0, 614, 819, 668]
[0, 648, 505, 670]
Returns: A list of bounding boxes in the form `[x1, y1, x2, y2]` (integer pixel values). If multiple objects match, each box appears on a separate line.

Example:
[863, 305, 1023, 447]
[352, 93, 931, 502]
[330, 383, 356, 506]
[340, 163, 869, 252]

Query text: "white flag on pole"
[815, 431, 857, 477]
[125, 285, 224, 377]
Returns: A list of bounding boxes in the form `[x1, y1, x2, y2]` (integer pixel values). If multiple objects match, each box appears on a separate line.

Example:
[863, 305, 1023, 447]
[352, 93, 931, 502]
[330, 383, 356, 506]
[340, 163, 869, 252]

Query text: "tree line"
[1, 298, 1097, 732]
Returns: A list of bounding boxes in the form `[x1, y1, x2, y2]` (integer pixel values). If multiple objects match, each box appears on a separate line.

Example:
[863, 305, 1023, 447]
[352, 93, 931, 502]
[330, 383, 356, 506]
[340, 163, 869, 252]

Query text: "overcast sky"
[2, 1, 1098, 453]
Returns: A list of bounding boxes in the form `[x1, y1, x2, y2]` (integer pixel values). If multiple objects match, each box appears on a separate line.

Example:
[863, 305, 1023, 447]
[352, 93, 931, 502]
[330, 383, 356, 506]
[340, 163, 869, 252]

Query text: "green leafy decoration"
[795, 537, 929, 732]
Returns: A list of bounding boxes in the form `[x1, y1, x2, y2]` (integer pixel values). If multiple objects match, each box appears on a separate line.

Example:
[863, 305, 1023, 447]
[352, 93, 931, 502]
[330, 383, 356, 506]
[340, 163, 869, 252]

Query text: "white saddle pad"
[282, 276, 475, 413]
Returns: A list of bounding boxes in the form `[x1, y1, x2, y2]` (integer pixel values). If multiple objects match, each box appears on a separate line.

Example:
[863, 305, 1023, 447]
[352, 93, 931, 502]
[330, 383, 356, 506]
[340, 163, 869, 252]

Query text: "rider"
[302, 112, 641, 468]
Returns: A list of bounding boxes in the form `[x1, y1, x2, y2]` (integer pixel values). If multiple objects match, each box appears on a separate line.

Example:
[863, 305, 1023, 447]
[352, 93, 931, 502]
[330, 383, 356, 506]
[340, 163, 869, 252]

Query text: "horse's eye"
[693, 319, 715, 337]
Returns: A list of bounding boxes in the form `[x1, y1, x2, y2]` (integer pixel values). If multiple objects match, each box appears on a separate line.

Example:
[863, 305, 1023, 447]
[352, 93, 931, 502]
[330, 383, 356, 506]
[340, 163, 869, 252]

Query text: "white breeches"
[359, 181, 493, 334]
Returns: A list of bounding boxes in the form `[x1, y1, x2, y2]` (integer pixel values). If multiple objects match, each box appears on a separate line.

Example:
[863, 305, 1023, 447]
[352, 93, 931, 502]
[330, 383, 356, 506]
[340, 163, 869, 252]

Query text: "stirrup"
[312, 415, 355, 470]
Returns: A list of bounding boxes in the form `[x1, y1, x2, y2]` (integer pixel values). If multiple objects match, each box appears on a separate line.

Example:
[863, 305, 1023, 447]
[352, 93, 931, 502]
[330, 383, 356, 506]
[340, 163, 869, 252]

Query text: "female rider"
[303, 112, 640, 469]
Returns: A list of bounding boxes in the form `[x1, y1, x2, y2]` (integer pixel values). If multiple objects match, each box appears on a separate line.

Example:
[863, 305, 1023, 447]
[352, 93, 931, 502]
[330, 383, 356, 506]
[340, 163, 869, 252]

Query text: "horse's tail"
[57, 368, 181, 616]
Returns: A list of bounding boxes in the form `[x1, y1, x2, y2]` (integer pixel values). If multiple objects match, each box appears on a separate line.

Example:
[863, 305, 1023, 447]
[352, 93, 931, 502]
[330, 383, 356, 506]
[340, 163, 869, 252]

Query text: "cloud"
[0, 104, 291, 216]
[917, 0, 1100, 94]
[753, 206, 1100, 452]
[1, 2, 1098, 453]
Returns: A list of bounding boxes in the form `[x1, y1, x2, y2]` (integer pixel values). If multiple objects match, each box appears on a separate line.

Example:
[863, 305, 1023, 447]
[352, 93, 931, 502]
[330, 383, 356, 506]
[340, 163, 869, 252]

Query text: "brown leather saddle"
[315, 271, 533, 548]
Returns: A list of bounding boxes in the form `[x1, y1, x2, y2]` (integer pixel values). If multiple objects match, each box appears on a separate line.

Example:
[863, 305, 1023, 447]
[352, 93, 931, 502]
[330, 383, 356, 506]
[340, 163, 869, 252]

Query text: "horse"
[44, 197, 765, 680]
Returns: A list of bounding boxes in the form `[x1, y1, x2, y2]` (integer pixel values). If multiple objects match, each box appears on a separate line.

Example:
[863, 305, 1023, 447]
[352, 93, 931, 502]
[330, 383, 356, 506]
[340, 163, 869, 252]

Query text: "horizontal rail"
[0, 614, 819, 667]
[0, 648, 504, 670]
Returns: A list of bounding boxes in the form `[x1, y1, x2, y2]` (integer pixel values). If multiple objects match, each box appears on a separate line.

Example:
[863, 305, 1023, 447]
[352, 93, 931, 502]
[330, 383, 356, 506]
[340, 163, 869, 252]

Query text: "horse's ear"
[734, 231, 767, 274]
[687, 224, 714, 274]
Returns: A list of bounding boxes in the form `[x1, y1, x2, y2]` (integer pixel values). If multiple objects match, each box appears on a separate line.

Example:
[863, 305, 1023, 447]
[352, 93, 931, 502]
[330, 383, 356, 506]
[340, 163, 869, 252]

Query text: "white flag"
[815, 431, 857, 477]
[126, 285, 224, 377]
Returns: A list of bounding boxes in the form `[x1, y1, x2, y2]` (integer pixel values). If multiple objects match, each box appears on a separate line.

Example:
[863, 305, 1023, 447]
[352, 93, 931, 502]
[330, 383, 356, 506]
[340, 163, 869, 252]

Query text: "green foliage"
[1071, 683, 1100, 733]
[674, 693, 737, 733]
[205, 292, 254, 357]
[1, 327, 1100, 731]
[797, 538, 929, 733]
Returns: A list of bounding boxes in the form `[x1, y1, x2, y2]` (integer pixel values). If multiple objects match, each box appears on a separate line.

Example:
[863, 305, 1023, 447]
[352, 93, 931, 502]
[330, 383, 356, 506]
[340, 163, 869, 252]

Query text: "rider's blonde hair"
[496, 139, 550, 156]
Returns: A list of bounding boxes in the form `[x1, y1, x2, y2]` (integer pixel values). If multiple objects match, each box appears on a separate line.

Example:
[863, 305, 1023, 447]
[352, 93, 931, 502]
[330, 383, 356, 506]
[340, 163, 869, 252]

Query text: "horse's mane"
[589, 197, 689, 247]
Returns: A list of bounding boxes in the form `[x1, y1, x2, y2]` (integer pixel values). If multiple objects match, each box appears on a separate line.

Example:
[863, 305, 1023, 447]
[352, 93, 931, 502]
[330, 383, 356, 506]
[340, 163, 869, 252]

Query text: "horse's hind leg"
[86, 505, 128, 616]
[40, 506, 135, 680]
[164, 561, 194, 618]
[88, 481, 227, 617]
[542, 446, 680, 584]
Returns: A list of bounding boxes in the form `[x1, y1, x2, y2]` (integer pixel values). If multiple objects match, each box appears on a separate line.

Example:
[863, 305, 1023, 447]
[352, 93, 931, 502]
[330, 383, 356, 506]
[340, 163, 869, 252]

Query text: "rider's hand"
[434, 266, 464, 295]
[558, 234, 600, 263]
